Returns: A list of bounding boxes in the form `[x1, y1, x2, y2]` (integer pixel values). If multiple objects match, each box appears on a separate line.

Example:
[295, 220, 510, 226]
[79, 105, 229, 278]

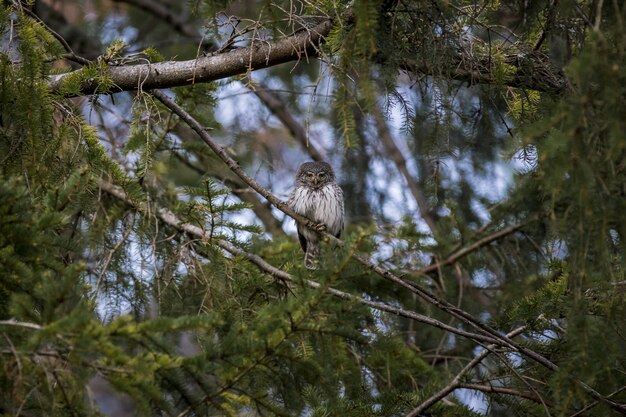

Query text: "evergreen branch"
[44, 9, 570, 98]
[172, 151, 285, 237]
[150, 90, 320, 233]
[49, 19, 334, 96]
[242, 75, 327, 162]
[398, 53, 570, 94]
[97, 179, 502, 347]
[150, 89, 535, 344]
[151, 89, 626, 414]
[19, 6, 91, 65]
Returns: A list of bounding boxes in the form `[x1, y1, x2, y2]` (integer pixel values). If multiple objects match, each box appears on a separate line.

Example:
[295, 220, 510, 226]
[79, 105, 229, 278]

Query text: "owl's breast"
[289, 184, 344, 235]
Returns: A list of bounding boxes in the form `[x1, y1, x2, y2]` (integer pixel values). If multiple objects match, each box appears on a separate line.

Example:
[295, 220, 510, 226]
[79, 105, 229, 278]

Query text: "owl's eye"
[306, 173, 314, 180]
[318, 172, 326, 179]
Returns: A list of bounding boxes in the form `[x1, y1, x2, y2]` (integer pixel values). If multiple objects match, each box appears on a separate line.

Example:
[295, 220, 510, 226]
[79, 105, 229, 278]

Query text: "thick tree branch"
[49, 19, 333, 97]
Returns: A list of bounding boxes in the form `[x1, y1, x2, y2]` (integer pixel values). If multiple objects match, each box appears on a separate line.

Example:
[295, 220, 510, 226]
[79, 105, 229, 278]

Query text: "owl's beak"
[312, 178, 318, 186]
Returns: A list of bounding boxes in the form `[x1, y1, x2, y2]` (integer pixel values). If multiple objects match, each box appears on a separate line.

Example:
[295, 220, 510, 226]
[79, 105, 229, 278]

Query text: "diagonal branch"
[50, 19, 334, 97]
[406, 326, 527, 417]
[416, 223, 525, 275]
[0, 319, 43, 330]
[20, 6, 91, 65]
[172, 151, 285, 236]
[97, 179, 501, 347]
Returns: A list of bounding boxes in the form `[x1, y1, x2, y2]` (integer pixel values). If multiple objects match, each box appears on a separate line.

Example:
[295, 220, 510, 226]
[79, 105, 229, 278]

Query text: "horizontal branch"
[457, 383, 545, 404]
[49, 19, 333, 97]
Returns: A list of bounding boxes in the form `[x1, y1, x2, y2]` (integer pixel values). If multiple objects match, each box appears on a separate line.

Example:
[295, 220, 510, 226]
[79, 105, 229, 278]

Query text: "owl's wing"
[297, 229, 307, 253]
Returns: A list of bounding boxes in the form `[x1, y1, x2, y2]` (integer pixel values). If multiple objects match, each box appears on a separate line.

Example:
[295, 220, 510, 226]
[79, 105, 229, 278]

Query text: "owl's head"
[296, 161, 336, 188]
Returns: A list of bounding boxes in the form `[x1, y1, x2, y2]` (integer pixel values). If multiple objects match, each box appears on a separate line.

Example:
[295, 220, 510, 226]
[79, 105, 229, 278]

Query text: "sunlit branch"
[50, 19, 334, 97]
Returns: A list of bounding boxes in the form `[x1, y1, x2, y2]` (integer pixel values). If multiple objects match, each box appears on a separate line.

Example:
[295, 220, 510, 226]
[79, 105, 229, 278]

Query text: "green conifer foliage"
[0, 1, 625, 416]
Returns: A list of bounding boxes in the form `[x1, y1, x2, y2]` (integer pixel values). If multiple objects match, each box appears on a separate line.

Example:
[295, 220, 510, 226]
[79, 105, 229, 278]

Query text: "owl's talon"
[315, 224, 327, 233]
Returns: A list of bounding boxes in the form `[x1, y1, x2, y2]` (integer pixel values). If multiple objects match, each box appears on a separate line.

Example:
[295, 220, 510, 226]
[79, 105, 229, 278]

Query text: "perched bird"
[288, 161, 344, 269]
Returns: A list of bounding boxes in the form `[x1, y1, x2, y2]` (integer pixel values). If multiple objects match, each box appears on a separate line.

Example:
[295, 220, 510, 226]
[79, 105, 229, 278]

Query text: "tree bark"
[50, 20, 334, 96]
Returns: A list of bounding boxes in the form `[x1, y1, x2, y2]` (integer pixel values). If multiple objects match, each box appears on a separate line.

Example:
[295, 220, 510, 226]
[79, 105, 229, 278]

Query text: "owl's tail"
[304, 241, 320, 270]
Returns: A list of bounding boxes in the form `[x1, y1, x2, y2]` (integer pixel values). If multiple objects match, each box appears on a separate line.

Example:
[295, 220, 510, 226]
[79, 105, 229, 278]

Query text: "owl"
[288, 161, 344, 270]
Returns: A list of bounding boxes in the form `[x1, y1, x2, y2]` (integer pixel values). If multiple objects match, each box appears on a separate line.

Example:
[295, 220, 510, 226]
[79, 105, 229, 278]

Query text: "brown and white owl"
[288, 161, 344, 270]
